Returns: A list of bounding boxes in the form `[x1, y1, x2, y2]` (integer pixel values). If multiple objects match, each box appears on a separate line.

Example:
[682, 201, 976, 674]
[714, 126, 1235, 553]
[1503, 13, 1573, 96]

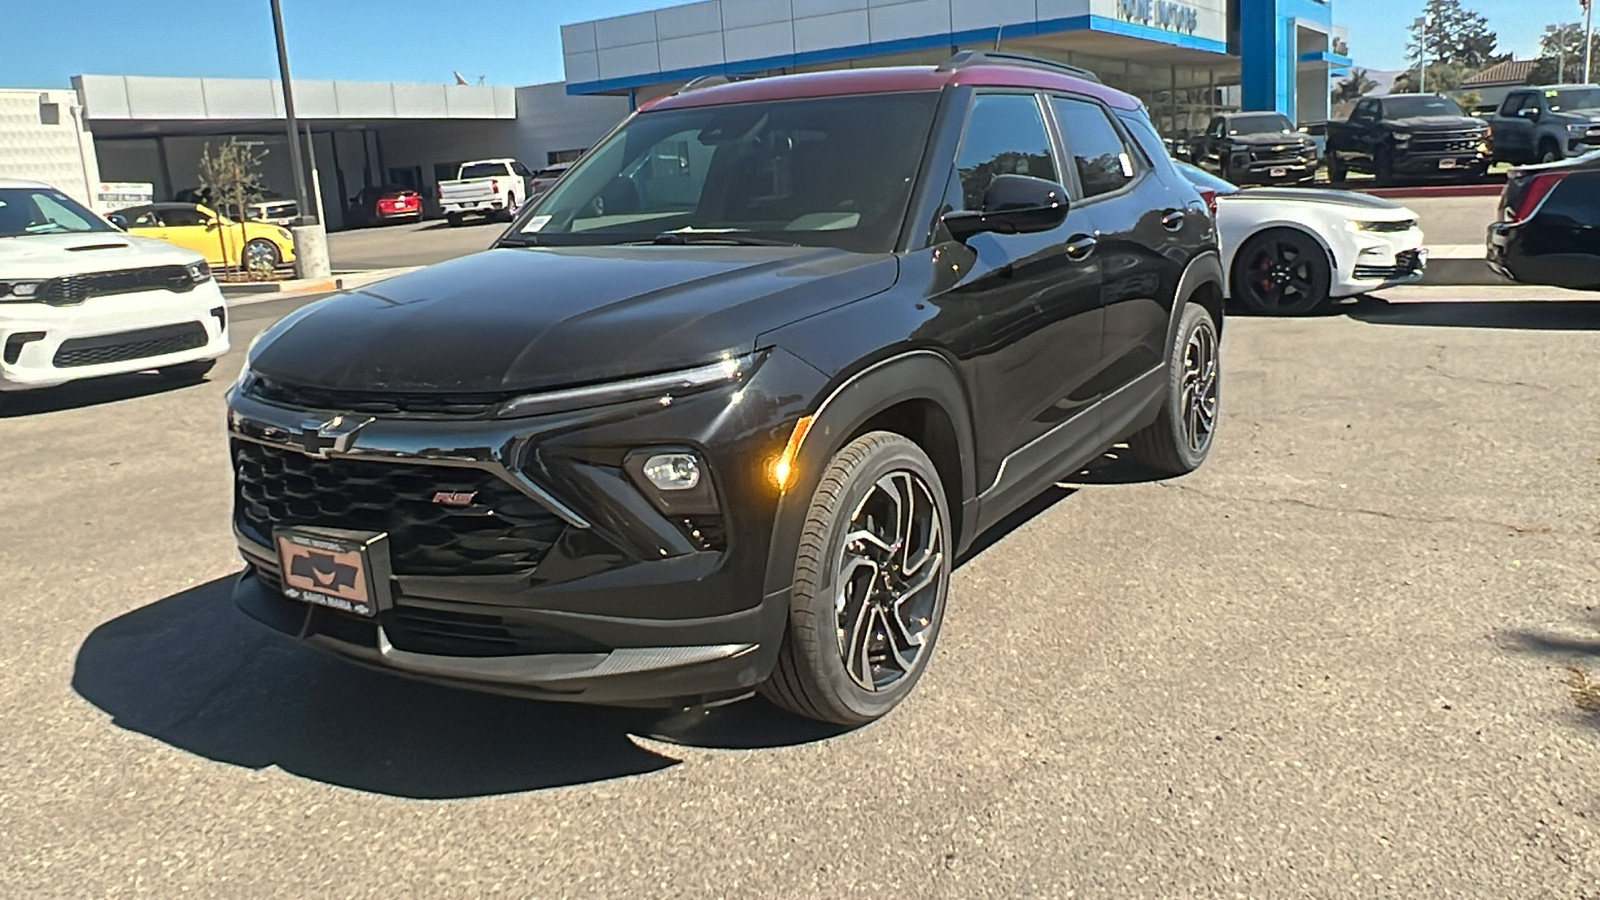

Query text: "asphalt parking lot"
[3, 290, 1599, 897]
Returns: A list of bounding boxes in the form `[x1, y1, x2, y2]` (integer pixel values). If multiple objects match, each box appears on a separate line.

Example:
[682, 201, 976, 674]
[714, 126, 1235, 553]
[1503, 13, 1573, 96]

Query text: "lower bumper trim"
[374, 630, 756, 686]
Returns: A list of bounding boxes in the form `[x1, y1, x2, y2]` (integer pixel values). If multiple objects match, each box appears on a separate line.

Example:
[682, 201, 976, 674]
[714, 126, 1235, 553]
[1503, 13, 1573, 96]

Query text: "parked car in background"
[1487, 85, 1600, 165]
[112, 202, 296, 272]
[1325, 94, 1491, 185]
[1487, 152, 1600, 289]
[345, 185, 422, 228]
[529, 162, 574, 199]
[227, 53, 1224, 727]
[438, 158, 532, 226]
[242, 195, 299, 227]
[0, 179, 228, 392]
[1189, 112, 1317, 185]
[1175, 161, 1425, 314]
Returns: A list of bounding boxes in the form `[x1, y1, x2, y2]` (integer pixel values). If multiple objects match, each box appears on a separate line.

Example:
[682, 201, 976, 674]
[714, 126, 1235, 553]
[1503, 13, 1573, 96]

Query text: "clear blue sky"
[0, 0, 1582, 88]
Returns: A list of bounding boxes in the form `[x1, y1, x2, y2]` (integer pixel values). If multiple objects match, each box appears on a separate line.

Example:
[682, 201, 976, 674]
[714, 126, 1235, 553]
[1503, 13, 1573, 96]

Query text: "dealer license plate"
[275, 527, 392, 618]
[1270, 167, 1288, 178]
[1438, 159, 1458, 169]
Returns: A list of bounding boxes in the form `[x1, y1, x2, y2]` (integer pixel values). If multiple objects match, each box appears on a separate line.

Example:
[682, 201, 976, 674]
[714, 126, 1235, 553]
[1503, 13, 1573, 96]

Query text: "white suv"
[0, 179, 229, 392]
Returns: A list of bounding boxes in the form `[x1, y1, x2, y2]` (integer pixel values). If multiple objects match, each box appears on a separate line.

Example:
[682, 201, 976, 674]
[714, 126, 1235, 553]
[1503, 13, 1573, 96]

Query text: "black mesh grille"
[38, 265, 194, 305]
[384, 605, 608, 657]
[232, 440, 566, 576]
[1354, 250, 1423, 280]
[52, 322, 208, 368]
[1248, 144, 1310, 163]
[1361, 219, 1417, 233]
[1411, 132, 1484, 153]
[248, 377, 508, 419]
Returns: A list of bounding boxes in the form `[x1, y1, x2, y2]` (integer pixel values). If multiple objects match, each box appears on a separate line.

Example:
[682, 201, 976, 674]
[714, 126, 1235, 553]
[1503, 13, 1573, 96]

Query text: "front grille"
[1354, 249, 1423, 280]
[384, 605, 608, 657]
[1249, 144, 1304, 163]
[38, 265, 193, 306]
[248, 377, 507, 419]
[52, 322, 208, 368]
[232, 440, 566, 576]
[1411, 132, 1484, 153]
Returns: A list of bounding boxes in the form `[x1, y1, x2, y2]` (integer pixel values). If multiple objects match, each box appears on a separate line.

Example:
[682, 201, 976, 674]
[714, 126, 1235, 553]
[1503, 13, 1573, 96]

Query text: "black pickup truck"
[1487, 84, 1600, 164]
[1188, 112, 1318, 185]
[1325, 94, 1491, 185]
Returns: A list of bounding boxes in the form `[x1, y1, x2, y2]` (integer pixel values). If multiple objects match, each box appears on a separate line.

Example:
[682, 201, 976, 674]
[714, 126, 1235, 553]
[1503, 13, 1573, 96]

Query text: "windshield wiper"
[649, 232, 801, 247]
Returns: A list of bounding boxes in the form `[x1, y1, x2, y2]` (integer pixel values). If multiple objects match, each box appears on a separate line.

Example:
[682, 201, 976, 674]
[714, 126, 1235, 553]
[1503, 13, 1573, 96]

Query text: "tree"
[196, 138, 270, 277]
[1407, 0, 1508, 71]
[1332, 68, 1379, 106]
[1392, 60, 1472, 93]
[1529, 22, 1600, 84]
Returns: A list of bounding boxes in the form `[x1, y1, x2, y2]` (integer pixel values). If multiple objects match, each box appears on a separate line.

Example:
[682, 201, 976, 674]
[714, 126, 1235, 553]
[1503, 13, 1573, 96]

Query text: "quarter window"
[953, 94, 1058, 211]
[1050, 97, 1138, 198]
[160, 207, 210, 227]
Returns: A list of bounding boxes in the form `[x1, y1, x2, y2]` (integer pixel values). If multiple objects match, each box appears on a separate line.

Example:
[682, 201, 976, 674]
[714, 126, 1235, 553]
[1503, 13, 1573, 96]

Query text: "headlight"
[1393, 133, 1412, 145]
[277, 227, 294, 241]
[0, 280, 45, 301]
[496, 352, 756, 419]
[185, 261, 213, 284]
[1568, 124, 1589, 137]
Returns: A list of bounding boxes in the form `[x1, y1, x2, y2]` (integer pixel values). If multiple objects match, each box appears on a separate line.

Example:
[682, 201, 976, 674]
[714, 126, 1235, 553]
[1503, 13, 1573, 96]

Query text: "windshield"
[1175, 161, 1239, 194]
[1229, 113, 1294, 135]
[0, 187, 116, 238]
[459, 162, 511, 179]
[1381, 95, 1464, 118]
[1547, 88, 1600, 113]
[509, 92, 941, 253]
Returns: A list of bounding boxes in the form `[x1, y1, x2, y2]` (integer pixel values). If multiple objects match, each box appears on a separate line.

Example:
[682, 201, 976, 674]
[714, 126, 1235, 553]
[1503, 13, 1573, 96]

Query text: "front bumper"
[225, 349, 827, 705]
[0, 281, 229, 390]
[1487, 221, 1600, 289]
[1335, 230, 1427, 297]
[1231, 158, 1317, 185]
[1391, 150, 1490, 177]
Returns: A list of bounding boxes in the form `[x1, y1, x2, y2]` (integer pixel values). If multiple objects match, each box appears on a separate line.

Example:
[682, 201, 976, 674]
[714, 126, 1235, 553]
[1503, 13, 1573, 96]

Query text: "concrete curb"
[221, 267, 418, 305]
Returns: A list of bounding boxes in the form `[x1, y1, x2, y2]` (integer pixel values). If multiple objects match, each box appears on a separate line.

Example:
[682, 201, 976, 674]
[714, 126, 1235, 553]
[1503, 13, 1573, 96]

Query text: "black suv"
[228, 53, 1224, 725]
[1189, 111, 1318, 185]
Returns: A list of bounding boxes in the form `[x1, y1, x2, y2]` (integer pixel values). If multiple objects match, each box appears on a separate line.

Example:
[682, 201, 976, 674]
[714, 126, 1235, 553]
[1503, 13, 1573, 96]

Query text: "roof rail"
[937, 50, 1101, 84]
[671, 74, 733, 96]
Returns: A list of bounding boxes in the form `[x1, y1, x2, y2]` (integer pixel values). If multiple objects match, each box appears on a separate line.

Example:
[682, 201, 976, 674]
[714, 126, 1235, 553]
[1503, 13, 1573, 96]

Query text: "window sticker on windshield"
[521, 215, 551, 233]
[1546, 90, 1559, 98]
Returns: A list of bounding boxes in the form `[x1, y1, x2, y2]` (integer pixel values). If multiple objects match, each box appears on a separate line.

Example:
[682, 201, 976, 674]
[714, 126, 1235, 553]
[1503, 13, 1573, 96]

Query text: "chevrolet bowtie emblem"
[294, 415, 374, 459]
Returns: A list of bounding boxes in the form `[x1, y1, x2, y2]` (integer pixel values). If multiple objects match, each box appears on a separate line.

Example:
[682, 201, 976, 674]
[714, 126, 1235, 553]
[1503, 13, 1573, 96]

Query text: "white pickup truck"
[436, 159, 532, 226]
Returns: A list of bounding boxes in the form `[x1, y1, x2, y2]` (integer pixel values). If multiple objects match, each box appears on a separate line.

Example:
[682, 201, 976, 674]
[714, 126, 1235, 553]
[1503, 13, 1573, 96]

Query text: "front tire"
[1125, 303, 1220, 476]
[1326, 152, 1346, 183]
[242, 238, 281, 273]
[1375, 147, 1397, 187]
[760, 432, 952, 727]
[1232, 228, 1333, 316]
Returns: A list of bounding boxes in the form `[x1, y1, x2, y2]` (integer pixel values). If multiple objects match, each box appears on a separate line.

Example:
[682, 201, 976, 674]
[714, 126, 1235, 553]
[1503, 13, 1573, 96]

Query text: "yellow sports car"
[112, 202, 296, 272]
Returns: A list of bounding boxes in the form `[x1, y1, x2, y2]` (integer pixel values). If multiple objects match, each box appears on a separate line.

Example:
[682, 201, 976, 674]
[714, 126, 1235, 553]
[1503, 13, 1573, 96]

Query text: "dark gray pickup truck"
[1326, 94, 1491, 185]
[1488, 85, 1600, 165]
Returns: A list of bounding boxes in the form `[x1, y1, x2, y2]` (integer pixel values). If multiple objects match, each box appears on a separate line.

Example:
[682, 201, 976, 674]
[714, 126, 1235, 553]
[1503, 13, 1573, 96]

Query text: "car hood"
[0, 231, 203, 276]
[1225, 188, 1407, 210]
[1554, 108, 1600, 123]
[250, 245, 899, 394]
[1228, 133, 1311, 146]
[1387, 115, 1485, 132]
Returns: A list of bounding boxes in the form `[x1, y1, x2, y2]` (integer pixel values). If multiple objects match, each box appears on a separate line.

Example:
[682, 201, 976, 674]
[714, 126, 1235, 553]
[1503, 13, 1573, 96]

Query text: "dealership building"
[1, 0, 1346, 229]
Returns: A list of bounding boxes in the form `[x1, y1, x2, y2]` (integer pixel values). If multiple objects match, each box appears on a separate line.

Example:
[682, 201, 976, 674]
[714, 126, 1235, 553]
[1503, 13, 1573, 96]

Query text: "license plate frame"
[274, 526, 393, 618]
[1269, 167, 1288, 178]
[1438, 158, 1458, 169]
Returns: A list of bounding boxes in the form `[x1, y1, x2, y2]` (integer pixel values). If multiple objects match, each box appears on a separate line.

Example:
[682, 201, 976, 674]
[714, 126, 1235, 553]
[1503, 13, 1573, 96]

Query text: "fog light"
[643, 453, 701, 491]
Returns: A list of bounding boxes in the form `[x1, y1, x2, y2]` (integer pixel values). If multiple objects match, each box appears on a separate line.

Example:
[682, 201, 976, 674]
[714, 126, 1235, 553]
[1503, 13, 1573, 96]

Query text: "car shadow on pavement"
[73, 575, 845, 799]
[1345, 296, 1600, 330]
[0, 371, 213, 418]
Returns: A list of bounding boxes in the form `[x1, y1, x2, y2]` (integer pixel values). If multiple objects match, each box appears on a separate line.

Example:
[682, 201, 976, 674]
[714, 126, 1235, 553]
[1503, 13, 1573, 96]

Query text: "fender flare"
[1167, 250, 1225, 349]
[760, 350, 977, 597]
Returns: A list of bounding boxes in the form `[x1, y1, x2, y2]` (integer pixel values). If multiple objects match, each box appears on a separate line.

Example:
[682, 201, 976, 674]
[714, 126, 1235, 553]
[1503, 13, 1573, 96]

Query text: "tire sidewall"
[1232, 229, 1332, 316]
[1161, 305, 1221, 471]
[796, 435, 952, 722]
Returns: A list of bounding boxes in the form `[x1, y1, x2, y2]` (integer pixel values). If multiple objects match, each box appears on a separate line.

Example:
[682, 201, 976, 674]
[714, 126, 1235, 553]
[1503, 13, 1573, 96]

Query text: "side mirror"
[106, 214, 127, 230]
[942, 174, 1070, 242]
[1517, 107, 1540, 120]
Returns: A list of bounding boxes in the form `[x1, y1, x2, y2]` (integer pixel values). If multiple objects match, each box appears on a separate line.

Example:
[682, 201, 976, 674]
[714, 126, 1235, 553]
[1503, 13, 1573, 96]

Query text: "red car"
[346, 186, 422, 227]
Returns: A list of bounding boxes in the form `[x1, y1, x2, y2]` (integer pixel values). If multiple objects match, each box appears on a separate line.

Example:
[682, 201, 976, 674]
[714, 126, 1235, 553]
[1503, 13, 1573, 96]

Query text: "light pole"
[1548, 24, 1567, 83]
[268, 0, 330, 278]
[1413, 15, 1429, 92]
[1585, 0, 1594, 84]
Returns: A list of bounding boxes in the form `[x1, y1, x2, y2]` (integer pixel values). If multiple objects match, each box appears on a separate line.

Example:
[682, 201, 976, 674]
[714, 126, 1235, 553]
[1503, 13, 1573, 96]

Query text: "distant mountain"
[1363, 69, 1407, 94]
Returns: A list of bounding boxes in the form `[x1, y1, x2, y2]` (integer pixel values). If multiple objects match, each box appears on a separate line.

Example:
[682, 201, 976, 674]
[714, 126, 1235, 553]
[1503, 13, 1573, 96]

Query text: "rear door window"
[1050, 96, 1138, 198]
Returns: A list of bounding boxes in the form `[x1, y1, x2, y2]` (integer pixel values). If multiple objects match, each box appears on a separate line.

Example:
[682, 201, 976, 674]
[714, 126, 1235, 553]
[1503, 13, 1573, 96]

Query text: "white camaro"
[0, 179, 229, 393]
[1175, 162, 1427, 315]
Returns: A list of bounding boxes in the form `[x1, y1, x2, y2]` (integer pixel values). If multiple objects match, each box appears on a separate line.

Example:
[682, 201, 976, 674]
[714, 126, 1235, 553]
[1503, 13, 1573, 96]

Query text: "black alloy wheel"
[1127, 303, 1221, 475]
[1539, 142, 1561, 164]
[762, 432, 951, 726]
[1232, 228, 1332, 316]
[1327, 153, 1347, 184]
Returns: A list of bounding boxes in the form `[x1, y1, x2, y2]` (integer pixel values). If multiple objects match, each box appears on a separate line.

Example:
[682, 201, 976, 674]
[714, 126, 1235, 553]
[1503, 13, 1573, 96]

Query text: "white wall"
[0, 88, 102, 207]
[513, 83, 630, 170]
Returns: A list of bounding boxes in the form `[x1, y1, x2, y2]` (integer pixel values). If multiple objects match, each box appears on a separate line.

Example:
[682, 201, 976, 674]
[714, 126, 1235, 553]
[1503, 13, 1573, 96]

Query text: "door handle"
[1160, 209, 1186, 232]
[1064, 234, 1097, 262]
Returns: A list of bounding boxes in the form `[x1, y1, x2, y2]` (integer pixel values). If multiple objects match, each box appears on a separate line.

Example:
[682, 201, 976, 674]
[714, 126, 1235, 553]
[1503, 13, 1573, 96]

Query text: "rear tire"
[446, 213, 464, 228]
[1327, 153, 1347, 184]
[1375, 147, 1397, 187]
[760, 432, 952, 727]
[1125, 303, 1220, 477]
[158, 359, 216, 383]
[502, 193, 518, 222]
